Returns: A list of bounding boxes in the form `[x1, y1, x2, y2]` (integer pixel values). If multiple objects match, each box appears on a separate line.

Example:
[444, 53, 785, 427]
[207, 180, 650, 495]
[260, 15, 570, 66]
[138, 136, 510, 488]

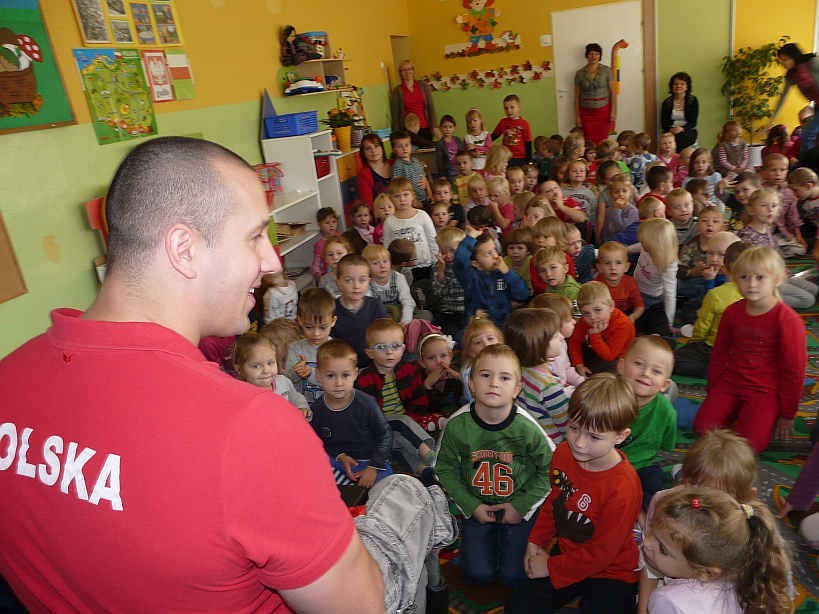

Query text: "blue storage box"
[264, 111, 318, 138]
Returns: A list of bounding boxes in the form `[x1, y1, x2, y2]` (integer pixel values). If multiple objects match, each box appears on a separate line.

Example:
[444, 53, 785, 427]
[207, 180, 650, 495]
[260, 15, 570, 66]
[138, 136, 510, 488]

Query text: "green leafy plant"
[321, 108, 356, 128]
[720, 36, 789, 145]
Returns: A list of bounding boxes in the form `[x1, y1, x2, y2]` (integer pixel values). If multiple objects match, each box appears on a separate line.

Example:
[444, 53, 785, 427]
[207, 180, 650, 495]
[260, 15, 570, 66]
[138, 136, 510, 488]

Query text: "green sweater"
[545, 275, 581, 301]
[434, 404, 553, 519]
[619, 394, 677, 470]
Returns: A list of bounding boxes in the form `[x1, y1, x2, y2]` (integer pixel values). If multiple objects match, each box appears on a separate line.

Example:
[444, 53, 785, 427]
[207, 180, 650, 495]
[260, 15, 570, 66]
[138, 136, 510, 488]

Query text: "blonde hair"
[533, 245, 566, 270]
[260, 318, 301, 367]
[373, 193, 394, 221]
[742, 187, 780, 225]
[682, 430, 757, 503]
[625, 336, 674, 376]
[513, 191, 536, 220]
[387, 176, 413, 194]
[485, 143, 513, 175]
[316, 338, 358, 370]
[577, 280, 613, 307]
[365, 317, 404, 345]
[789, 166, 818, 187]
[638, 218, 678, 273]
[361, 243, 389, 262]
[504, 308, 561, 368]
[471, 343, 521, 381]
[652, 487, 791, 614]
[506, 166, 525, 180]
[232, 333, 276, 375]
[465, 107, 485, 133]
[486, 176, 511, 199]
[638, 196, 665, 219]
[529, 293, 573, 321]
[533, 216, 568, 249]
[436, 225, 466, 247]
[597, 241, 628, 261]
[467, 173, 488, 193]
[462, 315, 503, 361]
[528, 196, 557, 219]
[323, 235, 352, 260]
[568, 372, 638, 432]
[731, 245, 787, 296]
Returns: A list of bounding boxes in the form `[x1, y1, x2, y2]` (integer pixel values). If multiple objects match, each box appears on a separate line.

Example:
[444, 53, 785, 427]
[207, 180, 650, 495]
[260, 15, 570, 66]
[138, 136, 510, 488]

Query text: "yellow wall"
[406, 0, 628, 77]
[45, 0, 409, 121]
[733, 0, 815, 135]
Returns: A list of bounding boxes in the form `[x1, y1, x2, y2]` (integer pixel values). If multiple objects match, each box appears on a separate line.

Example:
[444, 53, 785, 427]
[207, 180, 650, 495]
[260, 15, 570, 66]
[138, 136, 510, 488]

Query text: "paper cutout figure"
[448, 1, 519, 58]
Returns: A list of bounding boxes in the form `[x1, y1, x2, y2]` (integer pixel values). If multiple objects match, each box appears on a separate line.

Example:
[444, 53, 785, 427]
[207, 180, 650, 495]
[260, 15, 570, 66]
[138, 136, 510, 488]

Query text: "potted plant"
[321, 108, 356, 151]
[720, 36, 789, 149]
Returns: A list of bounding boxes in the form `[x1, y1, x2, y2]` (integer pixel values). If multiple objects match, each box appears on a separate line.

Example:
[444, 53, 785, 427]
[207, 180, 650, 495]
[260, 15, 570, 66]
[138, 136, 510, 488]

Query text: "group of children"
[215, 96, 817, 612]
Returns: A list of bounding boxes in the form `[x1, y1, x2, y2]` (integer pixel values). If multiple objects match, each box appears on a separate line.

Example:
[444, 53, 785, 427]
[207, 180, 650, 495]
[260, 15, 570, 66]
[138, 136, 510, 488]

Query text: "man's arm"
[281, 532, 384, 614]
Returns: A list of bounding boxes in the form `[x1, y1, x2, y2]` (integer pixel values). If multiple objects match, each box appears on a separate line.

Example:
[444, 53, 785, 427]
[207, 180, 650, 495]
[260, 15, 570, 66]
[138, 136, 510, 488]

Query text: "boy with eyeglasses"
[356, 318, 436, 475]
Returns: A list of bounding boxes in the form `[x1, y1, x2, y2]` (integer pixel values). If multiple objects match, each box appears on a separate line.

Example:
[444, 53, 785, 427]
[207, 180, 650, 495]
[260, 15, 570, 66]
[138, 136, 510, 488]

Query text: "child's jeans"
[356, 474, 458, 613]
[459, 512, 536, 585]
[507, 575, 638, 614]
[329, 456, 393, 486]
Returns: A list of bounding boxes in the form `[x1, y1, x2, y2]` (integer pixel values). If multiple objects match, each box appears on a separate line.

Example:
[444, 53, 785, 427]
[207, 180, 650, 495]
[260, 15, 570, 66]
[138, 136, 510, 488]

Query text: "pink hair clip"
[690, 498, 701, 509]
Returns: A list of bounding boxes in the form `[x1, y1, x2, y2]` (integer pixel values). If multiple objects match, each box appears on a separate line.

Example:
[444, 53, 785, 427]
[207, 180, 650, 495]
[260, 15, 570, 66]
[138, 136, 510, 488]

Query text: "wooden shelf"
[278, 231, 319, 256]
[270, 190, 318, 215]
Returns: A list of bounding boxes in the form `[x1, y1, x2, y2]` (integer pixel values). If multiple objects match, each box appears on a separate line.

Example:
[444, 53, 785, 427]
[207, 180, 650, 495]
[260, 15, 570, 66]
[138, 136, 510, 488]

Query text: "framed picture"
[0, 0, 75, 134]
[72, 0, 111, 44]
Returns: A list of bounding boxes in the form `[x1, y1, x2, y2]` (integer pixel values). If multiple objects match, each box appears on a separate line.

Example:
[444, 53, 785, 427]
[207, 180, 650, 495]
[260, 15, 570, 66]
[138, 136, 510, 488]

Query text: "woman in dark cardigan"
[660, 71, 699, 151]
[356, 133, 393, 206]
[390, 59, 438, 141]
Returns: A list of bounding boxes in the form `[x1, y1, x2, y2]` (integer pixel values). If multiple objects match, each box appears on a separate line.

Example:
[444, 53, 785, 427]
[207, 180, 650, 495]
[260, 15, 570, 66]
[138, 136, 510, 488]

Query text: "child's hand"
[338, 454, 358, 481]
[424, 368, 445, 389]
[436, 252, 447, 280]
[357, 466, 378, 488]
[301, 407, 313, 421]
[588, 319, 608, 335]
[496, 503, 522, 524]
[294, 355, 313, 379]
[441, 365, 460, 380]
[525, 542, 549, 578]
[472, 504, 496, 524]
[691, 261, 708, 276]
[576, 364, 592, 377]
[702, 264, 718, 281]
[495, 257, 510, 274]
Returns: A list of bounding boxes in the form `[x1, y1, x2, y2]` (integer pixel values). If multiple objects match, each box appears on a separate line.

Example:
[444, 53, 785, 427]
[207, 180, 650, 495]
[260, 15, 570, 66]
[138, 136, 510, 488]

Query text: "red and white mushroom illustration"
[0, 28, 42, 71]
[16, 35, 42, 67]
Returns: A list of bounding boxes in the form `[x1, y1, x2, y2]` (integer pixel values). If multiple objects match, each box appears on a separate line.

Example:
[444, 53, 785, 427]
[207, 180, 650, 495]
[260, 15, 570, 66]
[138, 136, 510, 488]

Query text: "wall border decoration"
[423, 60, 551, 92]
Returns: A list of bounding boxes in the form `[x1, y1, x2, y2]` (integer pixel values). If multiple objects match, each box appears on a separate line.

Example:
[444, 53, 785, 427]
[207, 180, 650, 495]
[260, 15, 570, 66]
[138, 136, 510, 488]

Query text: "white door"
[551, 1, 644, 138]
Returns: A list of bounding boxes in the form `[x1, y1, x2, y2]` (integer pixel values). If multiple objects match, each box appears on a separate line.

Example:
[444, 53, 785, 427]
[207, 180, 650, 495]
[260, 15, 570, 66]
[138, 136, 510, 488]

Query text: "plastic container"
[264, 110, 319, 138]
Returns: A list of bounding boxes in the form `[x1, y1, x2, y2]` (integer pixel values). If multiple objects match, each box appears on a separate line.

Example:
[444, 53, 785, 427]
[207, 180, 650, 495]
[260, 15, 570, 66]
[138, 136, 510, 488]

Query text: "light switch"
[540, 34, 552, 47]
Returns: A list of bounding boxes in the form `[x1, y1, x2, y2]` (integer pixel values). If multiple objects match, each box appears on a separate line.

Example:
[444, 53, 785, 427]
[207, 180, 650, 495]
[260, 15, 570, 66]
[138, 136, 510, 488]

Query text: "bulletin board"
[0, 212, 27, 304]
[0, 0, 75, 134]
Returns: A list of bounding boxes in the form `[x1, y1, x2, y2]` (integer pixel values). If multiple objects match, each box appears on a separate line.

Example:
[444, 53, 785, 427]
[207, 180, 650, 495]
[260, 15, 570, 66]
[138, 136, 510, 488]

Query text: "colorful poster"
[72, 0, 182, 47]
[0, 0, 75, 133]
[73, 47, 156, 144]
[129, 2, 154, 44]
[141, 49, 173, 101]
[165, 47, 193, 99]
[446, 0, 520, 58]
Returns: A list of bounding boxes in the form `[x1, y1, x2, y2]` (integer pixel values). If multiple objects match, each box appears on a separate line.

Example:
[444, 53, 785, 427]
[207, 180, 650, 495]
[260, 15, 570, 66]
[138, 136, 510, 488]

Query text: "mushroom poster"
[0, 0, 74, 134]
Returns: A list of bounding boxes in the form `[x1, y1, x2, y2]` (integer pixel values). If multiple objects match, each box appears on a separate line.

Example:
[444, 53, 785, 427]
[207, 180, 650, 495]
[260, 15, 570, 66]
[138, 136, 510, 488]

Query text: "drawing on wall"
[423, 60, 551, 92]
[0, 0, 75, 133]
[141, 49, 173, 101]
[73, 47, 156, 144]
[447, 0, 520, 58]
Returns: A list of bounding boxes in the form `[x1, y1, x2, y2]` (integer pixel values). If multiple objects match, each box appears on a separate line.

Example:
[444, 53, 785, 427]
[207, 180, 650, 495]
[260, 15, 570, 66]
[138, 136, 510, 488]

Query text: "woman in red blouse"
[390, 60, 439, 141]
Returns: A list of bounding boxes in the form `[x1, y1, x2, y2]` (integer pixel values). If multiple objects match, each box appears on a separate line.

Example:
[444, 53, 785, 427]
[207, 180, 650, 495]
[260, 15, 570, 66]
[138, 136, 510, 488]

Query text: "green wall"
[431, 78, 557, 142]
[656, 0, 731, 150]
[0, 86, 392, 357]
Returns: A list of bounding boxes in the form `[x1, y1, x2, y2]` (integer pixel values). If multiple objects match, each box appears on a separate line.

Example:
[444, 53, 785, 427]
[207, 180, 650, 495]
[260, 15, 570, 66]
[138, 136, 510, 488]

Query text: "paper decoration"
[72, 0, 182, 47]
[141, 49, 173, 101]
[423, 60, 551, 92]
[447, 0, 519, 58]
[165, 47, 193, 99]
[0, 0, 75, 133]
[73, 47, 156, 144]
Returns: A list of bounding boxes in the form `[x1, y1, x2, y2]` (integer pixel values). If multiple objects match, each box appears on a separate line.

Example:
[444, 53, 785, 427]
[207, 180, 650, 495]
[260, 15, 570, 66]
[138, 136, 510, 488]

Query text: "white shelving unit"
[298, 58, 348, 90]
[261, 129, 345, 289]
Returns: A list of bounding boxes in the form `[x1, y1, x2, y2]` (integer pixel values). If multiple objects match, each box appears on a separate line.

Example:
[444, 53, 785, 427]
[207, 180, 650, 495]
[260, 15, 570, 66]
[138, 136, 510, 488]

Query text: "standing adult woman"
[574, 43, 615, 145]
[772, 43, 819, 157]
[660, 72, 699, 152]
[356, 133, 393, 206]
[391, 60, 439, 140]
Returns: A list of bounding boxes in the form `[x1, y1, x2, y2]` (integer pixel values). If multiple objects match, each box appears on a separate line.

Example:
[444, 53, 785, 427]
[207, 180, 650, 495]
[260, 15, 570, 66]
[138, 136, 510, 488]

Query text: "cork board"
[0, 212, 27, 303]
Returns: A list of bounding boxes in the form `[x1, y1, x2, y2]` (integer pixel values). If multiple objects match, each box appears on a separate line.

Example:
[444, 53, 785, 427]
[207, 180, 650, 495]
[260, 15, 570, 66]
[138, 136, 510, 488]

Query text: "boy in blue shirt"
[454, 230, 529, 327]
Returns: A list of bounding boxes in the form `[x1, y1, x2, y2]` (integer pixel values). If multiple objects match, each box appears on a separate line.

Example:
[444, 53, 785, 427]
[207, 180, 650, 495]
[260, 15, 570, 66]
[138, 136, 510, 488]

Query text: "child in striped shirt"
[505, 307, 569, 445]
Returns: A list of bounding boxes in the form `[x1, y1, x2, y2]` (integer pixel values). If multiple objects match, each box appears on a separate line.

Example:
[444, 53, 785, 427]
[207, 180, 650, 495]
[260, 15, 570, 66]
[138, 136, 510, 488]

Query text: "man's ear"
[165, 224, 198, 279]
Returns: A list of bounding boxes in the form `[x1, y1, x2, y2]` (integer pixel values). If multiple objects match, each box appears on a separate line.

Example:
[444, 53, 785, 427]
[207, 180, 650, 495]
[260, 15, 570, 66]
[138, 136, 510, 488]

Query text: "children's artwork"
[141, 49, 173, 101]
[448, 0, 520, 58]
[0, 0, 74, 133]
[423, 60, 551, 92]
[73, 47, 156, 144]
[165, 47, 193, 99]
[72, 0, 182, 47]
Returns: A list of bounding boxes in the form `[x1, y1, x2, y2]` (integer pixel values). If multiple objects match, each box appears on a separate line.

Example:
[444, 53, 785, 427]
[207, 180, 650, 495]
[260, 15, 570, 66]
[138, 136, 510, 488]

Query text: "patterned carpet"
[443, 259, 819, 613]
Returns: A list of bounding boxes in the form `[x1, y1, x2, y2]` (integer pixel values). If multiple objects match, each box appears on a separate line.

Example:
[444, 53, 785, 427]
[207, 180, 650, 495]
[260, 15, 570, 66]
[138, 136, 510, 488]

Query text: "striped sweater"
[517, 364, 569, 444]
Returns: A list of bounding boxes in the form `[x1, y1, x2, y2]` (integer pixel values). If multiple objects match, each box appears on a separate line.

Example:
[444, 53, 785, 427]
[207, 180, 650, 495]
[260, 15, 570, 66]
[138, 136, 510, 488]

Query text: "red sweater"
[594, 274, 644, 316]
[529, 442, 641, 588]
[708, 300, 806, 419]
[568, 307, 635, 366]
